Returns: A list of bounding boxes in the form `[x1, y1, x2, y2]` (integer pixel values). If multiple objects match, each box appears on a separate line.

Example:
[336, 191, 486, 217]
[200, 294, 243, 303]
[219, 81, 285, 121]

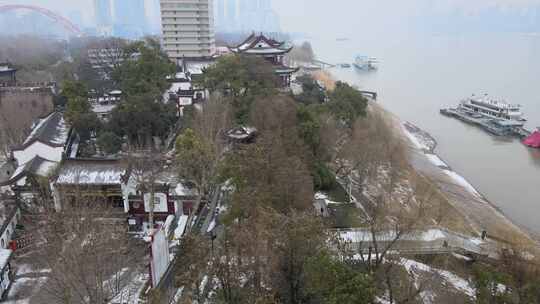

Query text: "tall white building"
[160, 0, 216, 62]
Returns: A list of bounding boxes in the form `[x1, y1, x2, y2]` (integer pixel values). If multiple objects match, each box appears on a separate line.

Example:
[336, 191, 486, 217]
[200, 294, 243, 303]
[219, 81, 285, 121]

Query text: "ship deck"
[440, 108, 530, 137]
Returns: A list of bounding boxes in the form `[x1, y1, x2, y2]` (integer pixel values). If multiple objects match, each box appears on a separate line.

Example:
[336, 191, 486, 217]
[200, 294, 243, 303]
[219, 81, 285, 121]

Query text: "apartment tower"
[160, 0, 216, 62]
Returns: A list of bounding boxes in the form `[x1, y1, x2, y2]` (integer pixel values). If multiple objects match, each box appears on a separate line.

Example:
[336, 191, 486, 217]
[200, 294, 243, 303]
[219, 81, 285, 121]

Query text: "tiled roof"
[21, 112, 69, 149]
[56, 159, 127, 185]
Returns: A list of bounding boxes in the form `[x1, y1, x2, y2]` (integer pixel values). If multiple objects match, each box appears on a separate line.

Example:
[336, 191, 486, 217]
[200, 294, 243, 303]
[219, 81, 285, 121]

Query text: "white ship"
[353, 55, 378, 70]
[458, 94, 526, 125]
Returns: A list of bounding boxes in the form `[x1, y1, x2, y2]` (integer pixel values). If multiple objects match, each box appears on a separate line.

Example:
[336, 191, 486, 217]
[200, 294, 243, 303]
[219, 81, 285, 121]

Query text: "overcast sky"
[2, 0, 540, 35]
[271, 0, 540, 37]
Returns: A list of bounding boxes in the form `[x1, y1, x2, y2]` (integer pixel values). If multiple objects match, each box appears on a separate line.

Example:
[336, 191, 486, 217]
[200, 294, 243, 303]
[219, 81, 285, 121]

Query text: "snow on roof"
[0, 249, 12, 268]
[168, 82, 191, 93]
[241, 47, 292, 55]
[173, 182, 198, 197]
[174, 215, 189, 239]
[227, 126, 257, 140]
[8, 156, 57, 182]
[109, 90, 122, 95]
[0, 202, 18, 234]
[22, 112, 69, 148]
[185, 61, 214, 75]
[92, 104, 117, 114]
[175, 72, 187, 80]
[56, 160, 127, 185]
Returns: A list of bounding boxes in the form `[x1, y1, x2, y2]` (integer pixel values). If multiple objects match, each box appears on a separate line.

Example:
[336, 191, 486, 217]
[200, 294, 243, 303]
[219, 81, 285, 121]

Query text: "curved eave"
[232, 47, 293, 55]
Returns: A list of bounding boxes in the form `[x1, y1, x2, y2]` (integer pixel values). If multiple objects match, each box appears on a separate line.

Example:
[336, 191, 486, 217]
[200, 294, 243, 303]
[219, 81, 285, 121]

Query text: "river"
[309, 33, 540, 234]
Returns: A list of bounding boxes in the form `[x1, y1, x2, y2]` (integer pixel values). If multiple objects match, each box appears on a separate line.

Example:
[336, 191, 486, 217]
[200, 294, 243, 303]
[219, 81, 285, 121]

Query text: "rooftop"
[21, 112, 69, 149]
[0, 63, 16, 73]
[6, 156, 57, 184]
[56, 159, 127, 185]
[185, 60, 214, 75]
[230, 33, 292, 55]
[0, 249, 12, 268]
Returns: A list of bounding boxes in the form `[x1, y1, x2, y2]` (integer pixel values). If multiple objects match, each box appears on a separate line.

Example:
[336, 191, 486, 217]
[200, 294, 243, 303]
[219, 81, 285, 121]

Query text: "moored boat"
[458, 94, 525, 125]
[523, 129, 540, 148]
[440, 94, 528, 137]
[353, 55, 378, 70]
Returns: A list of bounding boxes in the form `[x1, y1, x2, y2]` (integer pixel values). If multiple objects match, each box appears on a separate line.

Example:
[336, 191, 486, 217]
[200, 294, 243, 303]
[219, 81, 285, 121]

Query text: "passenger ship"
[458, 94, 526, 126]
[353, 55, 378, 70]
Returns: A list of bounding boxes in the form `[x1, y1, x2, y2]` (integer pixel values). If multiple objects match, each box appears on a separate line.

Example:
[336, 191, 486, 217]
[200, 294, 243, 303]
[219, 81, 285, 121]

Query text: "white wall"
[13, 142, 63, 165]
[0, 208, 20, 249]
[121, 177, 138, 213]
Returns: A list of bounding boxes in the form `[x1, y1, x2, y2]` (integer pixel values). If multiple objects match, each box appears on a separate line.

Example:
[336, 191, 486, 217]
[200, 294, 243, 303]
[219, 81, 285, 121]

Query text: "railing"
[331, 227, 499, 258]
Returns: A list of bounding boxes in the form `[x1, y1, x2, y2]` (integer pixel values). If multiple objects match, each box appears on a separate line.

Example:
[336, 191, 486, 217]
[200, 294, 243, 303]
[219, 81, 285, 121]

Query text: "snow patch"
[401, 258, 476, 298]
[402, 125, 429, 150]
[207, 219, 216, 233]
[174, 215, 189, 239]
[425, 154, 447, 167]
[443, 170, 482, 198]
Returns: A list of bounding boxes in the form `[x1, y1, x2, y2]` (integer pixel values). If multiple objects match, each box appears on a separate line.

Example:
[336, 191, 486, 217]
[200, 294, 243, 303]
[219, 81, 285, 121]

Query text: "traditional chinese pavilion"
[229, 33, 298, 87]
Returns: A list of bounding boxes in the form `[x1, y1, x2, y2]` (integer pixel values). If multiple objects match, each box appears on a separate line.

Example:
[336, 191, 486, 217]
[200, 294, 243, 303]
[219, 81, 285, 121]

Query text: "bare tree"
[175, 96, 233, 229]
[0, 112, 27, 159]
[126, 149, 165, 232]
[173, 234, 212, 303]
[84, 38, 129, 81]
[31, 198, 144, 304]
[330, 111, 440, 303]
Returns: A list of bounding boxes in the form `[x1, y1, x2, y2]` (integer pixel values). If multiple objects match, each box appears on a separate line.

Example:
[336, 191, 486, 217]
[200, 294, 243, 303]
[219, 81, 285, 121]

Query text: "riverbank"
[312, 70, 539, 250]
[401, 120, 537, 247]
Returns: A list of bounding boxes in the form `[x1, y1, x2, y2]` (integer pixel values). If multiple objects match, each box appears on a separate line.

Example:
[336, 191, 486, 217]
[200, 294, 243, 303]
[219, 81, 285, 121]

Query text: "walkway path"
[335, 227, 500, 259]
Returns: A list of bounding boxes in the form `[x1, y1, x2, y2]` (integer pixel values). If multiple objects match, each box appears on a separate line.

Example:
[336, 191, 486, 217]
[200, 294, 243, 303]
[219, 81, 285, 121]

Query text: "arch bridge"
[0, 4, 82, 36]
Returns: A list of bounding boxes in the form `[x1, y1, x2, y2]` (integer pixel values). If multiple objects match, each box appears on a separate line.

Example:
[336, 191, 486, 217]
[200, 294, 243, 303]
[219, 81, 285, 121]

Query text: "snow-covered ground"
[402, 125, 431, 150]
[4, 264, 49, 304]
[443, 170, 482, 198]
[425, 154, 448, 168]
[401, 258, 476, 299]
[314, 192, 347, 205]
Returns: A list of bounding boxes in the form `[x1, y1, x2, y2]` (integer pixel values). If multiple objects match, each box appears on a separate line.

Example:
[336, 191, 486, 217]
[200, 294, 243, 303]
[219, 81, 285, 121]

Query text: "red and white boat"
[523, 129, 540, 148]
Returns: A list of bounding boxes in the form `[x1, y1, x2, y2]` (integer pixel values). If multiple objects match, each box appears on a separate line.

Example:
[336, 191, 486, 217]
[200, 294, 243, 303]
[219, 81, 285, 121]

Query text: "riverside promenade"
[334, 227, 500, 259]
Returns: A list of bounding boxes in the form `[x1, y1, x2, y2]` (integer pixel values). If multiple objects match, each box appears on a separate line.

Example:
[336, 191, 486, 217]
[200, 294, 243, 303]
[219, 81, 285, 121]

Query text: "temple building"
[229, 33, 298, 87]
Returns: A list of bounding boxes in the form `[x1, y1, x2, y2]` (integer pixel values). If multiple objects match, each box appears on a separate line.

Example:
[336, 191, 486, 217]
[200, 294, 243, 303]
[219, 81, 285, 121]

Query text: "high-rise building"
[113, 0, 147, 38]
[94, 0, 112, 27]
[160, 0, 216, 61]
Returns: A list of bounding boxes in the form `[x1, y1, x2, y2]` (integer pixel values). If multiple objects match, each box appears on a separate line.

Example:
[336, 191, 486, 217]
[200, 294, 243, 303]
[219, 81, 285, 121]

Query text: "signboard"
[150, 227, 170, 287]
[144, 193, 168, 213]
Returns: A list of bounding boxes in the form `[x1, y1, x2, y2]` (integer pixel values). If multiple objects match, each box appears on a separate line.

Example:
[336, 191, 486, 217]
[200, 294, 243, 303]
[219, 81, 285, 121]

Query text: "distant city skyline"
[94, 0, 111, 28]
[1, 0, 540, 38]
[215, 0, 281, 33]
[112, 0, 147, 38]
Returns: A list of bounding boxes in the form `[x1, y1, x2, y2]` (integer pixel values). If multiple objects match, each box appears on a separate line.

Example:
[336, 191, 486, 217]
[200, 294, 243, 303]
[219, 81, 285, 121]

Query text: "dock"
[358, 90, 378, 100]
[440, 108, 530, 138]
